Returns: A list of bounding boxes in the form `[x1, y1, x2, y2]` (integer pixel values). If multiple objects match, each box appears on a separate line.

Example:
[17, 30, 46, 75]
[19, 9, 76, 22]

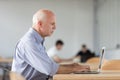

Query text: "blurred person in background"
[47, 40, 73, 63]
[75, 44, 95, 63]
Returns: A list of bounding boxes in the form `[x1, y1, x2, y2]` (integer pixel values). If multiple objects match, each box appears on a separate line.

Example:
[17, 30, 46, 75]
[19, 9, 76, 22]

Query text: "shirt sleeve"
[50, 59, 59, 76]
[47, 47, 58, 58]
[22, 41, 59, 75]
[76, 51, 82, 56]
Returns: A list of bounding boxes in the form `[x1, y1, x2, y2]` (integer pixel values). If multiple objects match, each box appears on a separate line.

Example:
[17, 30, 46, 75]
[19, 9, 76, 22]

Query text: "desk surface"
[0, 58, 13, 63]
[53, 71, 120, 80]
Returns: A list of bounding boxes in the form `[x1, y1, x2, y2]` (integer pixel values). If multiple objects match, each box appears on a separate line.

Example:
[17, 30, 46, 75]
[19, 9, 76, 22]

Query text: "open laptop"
[74, 47, 105, 74]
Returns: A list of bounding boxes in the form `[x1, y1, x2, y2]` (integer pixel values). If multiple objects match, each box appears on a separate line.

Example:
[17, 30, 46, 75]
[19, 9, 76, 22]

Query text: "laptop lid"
[98, 47, 106, 72]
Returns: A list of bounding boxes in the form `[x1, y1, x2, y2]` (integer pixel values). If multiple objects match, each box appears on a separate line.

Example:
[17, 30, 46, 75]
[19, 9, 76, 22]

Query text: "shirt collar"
[29, 28, 44, 44]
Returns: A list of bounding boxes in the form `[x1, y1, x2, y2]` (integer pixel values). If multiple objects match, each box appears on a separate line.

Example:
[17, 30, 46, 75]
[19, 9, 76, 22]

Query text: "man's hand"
[57, 63, 90, 74]
[73, 64, 90, 73]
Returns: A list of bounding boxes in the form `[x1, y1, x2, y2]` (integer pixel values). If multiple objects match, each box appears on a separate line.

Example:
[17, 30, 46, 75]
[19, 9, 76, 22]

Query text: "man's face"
[56, 45, 63, 50]
[41, 15, 56, 37]
[82, 47, 87, 53]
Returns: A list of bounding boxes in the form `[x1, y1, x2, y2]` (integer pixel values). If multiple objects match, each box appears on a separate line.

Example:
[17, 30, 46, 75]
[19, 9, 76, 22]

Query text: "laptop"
[74, 47, 105, 74]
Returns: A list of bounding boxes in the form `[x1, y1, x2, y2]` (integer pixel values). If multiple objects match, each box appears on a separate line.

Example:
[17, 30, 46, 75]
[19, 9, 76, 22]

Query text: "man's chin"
[46, 33, 52, 37]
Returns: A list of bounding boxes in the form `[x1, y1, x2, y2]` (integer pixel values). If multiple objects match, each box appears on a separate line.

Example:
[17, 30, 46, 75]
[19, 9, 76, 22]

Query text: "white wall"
[105, 49, 120, 60]
[96, 0, 120, 50]
[95, 0, 120, 59]
[72, 0, 94, 57]
[0, 0, 94, 58]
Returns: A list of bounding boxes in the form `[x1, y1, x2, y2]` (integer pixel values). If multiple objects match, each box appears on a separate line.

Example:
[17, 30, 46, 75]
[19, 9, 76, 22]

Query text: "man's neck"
[32, 26, 45, 38]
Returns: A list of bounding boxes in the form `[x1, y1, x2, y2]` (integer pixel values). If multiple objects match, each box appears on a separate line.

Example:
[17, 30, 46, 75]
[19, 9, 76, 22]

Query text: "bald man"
[11, 9, 90, 80]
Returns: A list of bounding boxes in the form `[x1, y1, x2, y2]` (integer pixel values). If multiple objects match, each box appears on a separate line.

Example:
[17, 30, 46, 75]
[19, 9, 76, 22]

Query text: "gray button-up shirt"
[12, 28, 59, 80]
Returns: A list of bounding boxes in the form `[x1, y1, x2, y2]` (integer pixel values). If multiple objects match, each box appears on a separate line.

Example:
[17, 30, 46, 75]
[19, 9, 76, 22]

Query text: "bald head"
[32, 9, 56, 38]
[32, 9, 55, 25]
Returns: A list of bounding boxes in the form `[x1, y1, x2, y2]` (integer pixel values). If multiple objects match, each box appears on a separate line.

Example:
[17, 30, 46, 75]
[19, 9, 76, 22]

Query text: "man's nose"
[53, 25, 56, 30]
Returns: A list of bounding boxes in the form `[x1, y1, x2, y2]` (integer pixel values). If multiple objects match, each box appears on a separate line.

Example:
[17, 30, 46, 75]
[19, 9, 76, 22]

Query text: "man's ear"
[38, 21, 44, 31]
[38, 21, 42, 27]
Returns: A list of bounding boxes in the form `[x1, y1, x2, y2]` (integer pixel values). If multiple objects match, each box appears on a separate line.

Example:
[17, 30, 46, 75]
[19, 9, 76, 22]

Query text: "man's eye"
[51, 23, 55, 25]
